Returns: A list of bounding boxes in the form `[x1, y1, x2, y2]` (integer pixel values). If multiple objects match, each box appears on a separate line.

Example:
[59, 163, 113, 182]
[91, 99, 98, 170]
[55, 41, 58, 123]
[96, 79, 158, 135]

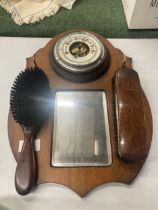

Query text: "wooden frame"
[8, 30, 152, 197]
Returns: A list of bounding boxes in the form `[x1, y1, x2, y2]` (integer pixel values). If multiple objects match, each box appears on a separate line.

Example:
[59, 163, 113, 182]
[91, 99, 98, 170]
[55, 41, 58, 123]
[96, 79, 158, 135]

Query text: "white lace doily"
[0, 0, 76, 25]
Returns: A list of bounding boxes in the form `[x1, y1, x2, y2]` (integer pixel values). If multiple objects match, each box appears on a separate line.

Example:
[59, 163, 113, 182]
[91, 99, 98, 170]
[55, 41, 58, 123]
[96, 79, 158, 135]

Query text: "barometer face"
[52, 91, 112, 167]
[53, 31, 108, 73]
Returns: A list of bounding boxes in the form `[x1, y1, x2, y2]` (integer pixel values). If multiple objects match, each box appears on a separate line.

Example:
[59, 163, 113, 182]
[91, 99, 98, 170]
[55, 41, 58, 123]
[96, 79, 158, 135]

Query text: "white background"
[0, 38, 158, 210]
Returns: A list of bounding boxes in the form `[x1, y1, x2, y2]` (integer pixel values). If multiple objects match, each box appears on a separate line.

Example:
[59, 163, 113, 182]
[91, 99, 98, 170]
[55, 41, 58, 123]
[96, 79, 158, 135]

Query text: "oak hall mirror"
[8, 30, 152, 197]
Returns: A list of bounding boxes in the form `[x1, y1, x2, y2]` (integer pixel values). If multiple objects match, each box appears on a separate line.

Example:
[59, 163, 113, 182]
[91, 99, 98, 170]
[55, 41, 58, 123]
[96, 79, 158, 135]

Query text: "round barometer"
[51, 31, 110, 82]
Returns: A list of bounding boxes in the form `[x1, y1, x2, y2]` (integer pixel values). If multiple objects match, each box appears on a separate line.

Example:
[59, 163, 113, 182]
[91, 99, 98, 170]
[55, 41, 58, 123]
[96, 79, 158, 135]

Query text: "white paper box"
[122, 0, 158, 29]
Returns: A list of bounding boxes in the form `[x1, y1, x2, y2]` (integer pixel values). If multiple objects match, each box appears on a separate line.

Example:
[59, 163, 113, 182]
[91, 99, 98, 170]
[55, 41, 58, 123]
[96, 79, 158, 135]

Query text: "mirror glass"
[52, 91, 112, 167]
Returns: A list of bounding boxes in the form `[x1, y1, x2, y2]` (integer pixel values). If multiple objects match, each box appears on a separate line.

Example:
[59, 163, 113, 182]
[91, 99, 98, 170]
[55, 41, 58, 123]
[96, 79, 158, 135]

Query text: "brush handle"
[15, 129, 37, 195]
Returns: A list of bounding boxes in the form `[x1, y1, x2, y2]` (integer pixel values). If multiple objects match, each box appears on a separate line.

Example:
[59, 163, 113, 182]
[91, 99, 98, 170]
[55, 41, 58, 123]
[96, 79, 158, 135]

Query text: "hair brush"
[10, 67, 52, 195]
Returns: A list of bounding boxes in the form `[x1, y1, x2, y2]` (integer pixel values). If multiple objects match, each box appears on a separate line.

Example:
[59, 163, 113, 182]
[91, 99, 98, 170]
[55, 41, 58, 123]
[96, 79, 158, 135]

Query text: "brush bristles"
[10, 67, 52, 128]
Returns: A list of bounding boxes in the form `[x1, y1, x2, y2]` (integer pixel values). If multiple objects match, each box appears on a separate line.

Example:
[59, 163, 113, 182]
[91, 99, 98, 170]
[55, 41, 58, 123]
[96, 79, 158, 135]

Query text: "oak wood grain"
[115, 68, 152, 162]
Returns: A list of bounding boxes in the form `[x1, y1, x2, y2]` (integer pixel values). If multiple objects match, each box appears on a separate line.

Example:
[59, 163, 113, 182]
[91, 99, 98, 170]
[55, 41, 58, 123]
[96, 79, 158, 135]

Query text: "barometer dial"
[51, 31, 110, 82]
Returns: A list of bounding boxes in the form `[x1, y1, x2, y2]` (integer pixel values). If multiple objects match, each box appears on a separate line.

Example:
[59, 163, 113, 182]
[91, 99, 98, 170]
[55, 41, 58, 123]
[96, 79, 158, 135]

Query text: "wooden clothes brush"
[10, 67, 52, 195]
